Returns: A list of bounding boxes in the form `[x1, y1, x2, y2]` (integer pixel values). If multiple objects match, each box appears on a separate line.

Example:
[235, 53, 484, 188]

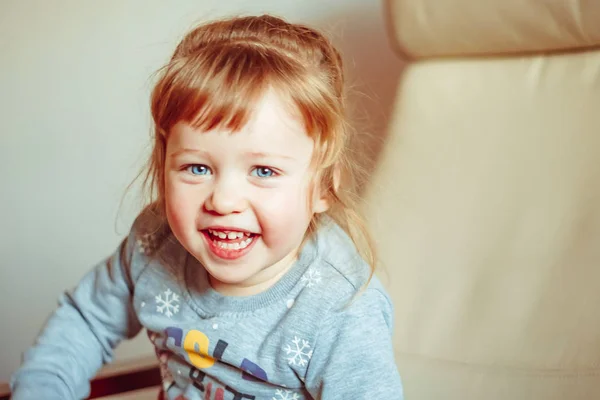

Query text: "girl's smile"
[201, 228, 259, 260]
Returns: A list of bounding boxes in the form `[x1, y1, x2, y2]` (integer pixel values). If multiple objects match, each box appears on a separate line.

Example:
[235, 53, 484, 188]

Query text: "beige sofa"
[365, 1, 600, 399]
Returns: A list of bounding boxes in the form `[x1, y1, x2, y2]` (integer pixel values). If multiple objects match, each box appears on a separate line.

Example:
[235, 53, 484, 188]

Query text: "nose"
[204, 175, 247, 215]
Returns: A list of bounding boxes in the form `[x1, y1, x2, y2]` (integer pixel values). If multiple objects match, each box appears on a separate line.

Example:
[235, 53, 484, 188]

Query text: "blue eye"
[187, 164, 211, 175]
[251, 166, 275, 178]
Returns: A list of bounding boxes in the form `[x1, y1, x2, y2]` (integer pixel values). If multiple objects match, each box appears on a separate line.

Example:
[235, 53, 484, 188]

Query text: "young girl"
[10, 14, 403, 400]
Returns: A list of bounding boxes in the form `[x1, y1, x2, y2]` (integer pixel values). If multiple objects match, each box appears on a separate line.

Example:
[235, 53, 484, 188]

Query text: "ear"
[312, 164, 340, 214]
[312, 192, 330, 214]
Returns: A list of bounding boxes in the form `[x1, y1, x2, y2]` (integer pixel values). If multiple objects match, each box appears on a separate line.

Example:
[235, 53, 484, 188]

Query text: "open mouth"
[205, 229, 258, 251]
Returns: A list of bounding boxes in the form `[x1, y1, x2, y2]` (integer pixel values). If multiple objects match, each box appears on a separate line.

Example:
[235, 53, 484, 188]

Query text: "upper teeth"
[208, 229, 248, 239]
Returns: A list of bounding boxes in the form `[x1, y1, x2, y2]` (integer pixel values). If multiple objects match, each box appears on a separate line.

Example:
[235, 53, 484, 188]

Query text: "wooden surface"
[0, 382, 9, 399]
[97, 387, 160, 400]
[95, 356, 158, 379]
[0, 355, 159, 399]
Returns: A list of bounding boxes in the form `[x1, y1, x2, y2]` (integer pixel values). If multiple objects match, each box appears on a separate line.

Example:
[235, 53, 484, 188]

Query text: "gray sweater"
[10, 212, 404, 399]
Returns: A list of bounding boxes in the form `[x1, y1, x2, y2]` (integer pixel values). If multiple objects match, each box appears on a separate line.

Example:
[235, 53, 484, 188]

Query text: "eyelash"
[182, 164, 279, 178]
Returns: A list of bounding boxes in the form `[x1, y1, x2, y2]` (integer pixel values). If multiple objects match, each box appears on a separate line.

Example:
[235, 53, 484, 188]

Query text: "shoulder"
[294, 219, 394, 325]
[129, 204, 170, 253]
[124, 205, 185, 281]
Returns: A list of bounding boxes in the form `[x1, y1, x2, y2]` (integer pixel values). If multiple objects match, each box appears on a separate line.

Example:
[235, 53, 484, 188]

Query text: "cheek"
[256, 185, 313, 244]
[165, 181, 200, 231]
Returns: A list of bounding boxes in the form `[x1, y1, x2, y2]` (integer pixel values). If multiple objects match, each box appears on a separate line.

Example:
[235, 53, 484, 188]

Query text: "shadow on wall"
[318, 3, 406, 193]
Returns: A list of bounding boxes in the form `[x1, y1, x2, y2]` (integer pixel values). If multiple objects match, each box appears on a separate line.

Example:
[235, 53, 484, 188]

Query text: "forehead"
[169, 90, 314, 158]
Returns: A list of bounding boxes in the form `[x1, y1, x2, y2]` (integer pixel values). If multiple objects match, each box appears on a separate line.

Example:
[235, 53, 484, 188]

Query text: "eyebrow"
[168, 149, 295, 160]
[244, 151, 295, 160]
[167, 148, 210, 158]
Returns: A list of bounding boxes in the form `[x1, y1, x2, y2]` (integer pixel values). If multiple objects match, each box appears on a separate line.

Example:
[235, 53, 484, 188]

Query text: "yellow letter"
[183, 330, 215, 368]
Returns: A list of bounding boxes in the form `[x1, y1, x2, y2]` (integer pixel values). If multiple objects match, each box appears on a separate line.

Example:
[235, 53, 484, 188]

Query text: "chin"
[209, 272, 252, 288]
[206, 267, 258, 285]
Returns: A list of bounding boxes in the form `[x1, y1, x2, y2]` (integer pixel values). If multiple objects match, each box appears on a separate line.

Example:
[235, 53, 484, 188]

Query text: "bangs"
[151, 41, 334, 137]
[151, 40, 341, 146]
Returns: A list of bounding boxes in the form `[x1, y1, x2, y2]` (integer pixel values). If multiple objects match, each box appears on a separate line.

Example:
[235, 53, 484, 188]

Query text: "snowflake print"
[284, 336, 313, 366]
[155, 289, 180, 318]
[137, 233, 158, 255]
[273, 389, 300, 400]
[300, 268, 321, 287]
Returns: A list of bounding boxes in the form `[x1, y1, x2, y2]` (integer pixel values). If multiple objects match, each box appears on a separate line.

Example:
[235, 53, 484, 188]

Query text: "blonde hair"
[143, 14, 376, 279]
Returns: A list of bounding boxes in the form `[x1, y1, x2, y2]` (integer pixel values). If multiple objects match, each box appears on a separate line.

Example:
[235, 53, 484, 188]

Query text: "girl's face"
[164, 90, 329, 296]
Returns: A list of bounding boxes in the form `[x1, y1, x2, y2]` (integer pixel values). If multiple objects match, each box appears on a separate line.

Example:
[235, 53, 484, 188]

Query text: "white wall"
[0, 0, 402, 382]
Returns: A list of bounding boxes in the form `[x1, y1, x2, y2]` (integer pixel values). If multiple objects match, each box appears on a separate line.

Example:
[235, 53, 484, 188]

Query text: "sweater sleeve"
[9, 224, 146, 400]
[304, 288, 404, 399]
